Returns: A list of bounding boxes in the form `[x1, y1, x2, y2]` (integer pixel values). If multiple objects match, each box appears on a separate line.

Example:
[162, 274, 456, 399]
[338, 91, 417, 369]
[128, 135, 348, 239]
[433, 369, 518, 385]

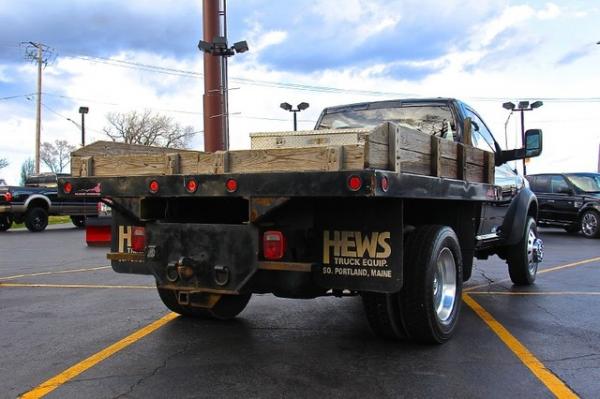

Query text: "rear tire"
[362, 225, 463, 344]
[361, 292, 409, 340]
[401, 225, 463, 344]
[25, 207, 48, 232]
[157, 286, 251, 320]
[70, 216, 86, 228]
[507, 217, 541, 285]
[580, 210, 600, 239]
[0, 215, 12, 231]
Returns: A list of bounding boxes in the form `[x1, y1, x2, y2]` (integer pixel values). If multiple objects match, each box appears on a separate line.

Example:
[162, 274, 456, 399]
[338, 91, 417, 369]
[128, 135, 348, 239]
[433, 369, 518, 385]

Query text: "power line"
[0, 93, 37, 101]
[42, 92, 316, 123]
[61, 53, 600, 103]
[5, 42, 599, 103]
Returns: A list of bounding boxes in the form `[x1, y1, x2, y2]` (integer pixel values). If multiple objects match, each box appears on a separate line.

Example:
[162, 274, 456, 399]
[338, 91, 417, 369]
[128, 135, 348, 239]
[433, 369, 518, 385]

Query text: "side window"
[534, 176, 551, 193]
[551, 175, 570, 194]
[526, 176, 537, 190]
[464, 109, 496, 153]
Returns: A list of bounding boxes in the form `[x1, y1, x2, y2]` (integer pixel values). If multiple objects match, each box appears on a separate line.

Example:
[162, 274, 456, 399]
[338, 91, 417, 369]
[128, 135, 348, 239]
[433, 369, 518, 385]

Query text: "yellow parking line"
[0, 266, 111, 281]
[463, 294, 578, 398]
[464, 256, 600, 292]
[538, 257, 600, 275]
[0, 283, 153, 290]
[21, 312, 178, 399]
[469, 291, 600, 296]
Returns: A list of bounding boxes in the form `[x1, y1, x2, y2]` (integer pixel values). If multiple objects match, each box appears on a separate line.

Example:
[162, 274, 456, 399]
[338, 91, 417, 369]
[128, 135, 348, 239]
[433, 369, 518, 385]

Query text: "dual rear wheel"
[362, 225, 463, 344]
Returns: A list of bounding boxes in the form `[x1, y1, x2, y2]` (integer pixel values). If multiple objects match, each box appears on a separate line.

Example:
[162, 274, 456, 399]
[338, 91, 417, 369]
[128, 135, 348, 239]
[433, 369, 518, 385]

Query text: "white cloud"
[312, 0, 401, 42]
[474, 5, 535, 48]
[537, 3, 561, 20]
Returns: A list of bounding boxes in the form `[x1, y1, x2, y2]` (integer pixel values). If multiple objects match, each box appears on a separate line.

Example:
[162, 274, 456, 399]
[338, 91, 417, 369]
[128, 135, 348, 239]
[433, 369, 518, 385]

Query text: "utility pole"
[201, 0, 224, 152]
[35, 44, 42, 174]
[198, 0, 248, 152]
[23, 42, 54, 174]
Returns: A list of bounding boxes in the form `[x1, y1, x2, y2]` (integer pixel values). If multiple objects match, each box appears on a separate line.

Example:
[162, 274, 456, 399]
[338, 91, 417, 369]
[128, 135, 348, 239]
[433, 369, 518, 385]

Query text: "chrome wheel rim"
[526, 228, 539, 274]
[582, 213, 598, 237]
[433, 247, 457, 324]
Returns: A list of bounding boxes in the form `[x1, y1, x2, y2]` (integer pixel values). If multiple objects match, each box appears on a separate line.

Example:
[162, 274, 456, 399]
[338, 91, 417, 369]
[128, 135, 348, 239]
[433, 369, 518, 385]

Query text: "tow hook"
[214, 265, 230, 286]
[532, 238, 544, 263]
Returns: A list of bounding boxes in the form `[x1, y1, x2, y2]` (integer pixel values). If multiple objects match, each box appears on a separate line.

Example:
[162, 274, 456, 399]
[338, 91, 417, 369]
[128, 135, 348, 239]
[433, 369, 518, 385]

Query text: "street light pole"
[79, 107, 89, 146]
[280, 102, 310, 131]
[502, 100, 543, 175]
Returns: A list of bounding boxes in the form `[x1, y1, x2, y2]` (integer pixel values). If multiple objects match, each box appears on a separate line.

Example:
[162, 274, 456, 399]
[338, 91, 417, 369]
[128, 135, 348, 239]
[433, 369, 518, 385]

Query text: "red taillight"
[63, 182, 73, 194]
[131, 227, 146, 253]
[186, 179, 198, 193]
[348, 175, 362, 191]
[226, 179, 238, 193]
[149, 180, 160, 193]
[381, 176, 389, 192]
[263, 231, 286, 260]
[4, 192, 13, 202]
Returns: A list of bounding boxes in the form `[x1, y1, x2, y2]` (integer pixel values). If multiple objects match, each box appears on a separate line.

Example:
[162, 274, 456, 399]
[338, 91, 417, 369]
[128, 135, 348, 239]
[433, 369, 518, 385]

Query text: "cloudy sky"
[0, 0, 598, 184]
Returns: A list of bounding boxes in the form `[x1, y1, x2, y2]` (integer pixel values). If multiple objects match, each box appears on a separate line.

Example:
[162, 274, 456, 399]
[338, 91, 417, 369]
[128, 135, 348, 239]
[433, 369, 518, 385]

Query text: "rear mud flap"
[314, 198, 403, 293]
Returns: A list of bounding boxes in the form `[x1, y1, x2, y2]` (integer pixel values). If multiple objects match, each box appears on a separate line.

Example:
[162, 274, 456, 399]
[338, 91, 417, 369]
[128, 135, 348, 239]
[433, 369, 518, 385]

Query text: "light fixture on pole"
[502, 100, 543, 175]
[280, 102, 310, 131]
[79, 106, 89, 146]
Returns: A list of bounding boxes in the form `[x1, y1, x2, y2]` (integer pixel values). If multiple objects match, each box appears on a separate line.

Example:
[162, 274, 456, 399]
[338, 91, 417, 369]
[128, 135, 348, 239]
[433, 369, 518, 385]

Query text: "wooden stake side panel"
[70, 124, 494, 184]
[71, 145, 367, 177]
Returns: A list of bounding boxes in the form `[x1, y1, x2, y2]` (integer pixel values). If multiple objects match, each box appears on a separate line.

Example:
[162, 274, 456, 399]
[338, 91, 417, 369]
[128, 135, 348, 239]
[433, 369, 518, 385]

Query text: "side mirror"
[496, 129, 544, 166]
[524, 129, 543, 158]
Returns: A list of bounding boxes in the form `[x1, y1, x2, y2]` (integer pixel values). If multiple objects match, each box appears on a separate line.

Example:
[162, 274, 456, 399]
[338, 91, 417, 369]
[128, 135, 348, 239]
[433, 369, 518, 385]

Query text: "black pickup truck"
[60, 98, 545, 343]
[0, 174, 98, 232]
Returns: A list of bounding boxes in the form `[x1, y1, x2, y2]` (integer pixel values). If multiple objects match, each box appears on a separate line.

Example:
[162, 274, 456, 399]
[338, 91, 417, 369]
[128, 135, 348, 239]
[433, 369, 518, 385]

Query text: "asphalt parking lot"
[1, 225, 599, 398]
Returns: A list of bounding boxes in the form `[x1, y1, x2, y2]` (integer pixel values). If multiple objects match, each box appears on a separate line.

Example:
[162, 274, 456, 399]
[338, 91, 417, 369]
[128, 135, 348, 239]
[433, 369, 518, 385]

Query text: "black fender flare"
[578, 202, 600, 219]
[500, 188, 538, 246]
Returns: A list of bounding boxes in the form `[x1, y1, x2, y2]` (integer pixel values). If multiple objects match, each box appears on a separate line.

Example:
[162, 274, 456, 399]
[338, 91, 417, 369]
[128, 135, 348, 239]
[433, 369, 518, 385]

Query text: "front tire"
[580, 210, 600, 239]
[25, 207, 48, 232]
[507, 217, 542, 285]
[0, 215, 12, 231]
[157, 286, 251, 320]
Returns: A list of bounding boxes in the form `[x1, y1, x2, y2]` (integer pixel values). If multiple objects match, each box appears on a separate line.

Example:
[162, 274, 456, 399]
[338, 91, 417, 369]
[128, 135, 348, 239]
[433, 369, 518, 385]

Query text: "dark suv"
[526, 173, 600, 238]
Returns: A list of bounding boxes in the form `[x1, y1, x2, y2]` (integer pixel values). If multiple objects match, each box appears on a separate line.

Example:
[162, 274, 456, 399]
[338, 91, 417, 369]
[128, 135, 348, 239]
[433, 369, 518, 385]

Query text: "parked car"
[0, 173, 99, 232]
[526, 173, 600, 238]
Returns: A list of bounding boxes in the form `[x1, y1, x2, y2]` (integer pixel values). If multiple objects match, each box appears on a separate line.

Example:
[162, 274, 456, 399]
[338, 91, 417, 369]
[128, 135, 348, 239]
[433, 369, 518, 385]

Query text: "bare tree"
[20, 158, 35, 185]
[0, 158, 8, 170]
[41, 140, 76, 173]
[103, 110, 194, 149]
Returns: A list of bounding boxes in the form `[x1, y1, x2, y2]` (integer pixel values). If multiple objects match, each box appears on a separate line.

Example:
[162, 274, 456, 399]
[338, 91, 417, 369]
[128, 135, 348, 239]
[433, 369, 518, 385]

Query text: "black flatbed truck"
[60, 98, 545, 343]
